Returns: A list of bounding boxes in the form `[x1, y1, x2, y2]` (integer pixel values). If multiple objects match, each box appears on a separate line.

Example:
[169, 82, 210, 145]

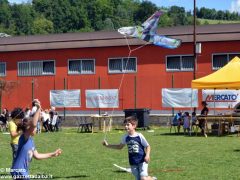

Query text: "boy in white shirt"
[103, 116, 157, 180]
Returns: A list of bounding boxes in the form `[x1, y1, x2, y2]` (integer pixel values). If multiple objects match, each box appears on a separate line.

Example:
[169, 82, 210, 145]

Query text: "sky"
[151, 0, 240, 13]
[7, 0, 240, 13]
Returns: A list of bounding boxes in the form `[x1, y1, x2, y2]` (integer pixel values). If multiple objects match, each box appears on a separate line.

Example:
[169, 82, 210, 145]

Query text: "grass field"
[198, 18, 240, 25]
[1, 127, 240, 180]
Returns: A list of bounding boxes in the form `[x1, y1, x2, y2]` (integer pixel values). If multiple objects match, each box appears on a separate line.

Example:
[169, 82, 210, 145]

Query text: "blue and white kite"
[118, 11, 181, 49]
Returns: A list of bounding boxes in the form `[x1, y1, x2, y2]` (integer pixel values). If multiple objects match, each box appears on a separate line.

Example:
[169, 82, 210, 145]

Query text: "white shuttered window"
[68, 59, 95, 74]
[212, 53, 240, 70]
[166, 55, 194, 71]
[18, 60, 55, 76]
[0, 62, 6, 76]
[108, 57, 137, 73]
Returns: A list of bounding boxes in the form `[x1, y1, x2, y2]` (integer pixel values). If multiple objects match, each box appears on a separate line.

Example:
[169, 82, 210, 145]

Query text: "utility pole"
[193, 0, 197, 80]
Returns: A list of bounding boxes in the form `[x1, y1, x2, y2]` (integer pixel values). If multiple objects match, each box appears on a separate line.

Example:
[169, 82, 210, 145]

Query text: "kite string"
[104, 37, 150, 140]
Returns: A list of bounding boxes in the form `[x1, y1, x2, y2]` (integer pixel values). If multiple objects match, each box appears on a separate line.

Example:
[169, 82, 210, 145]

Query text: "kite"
[118, 11, 181, 49]
[0, 33, 11, 38]
[104, 11, 181, 146]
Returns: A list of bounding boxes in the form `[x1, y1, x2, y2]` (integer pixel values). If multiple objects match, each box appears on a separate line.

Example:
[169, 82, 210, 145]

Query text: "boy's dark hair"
[11, 107, 25, 119]
[124, 116, 138, 126]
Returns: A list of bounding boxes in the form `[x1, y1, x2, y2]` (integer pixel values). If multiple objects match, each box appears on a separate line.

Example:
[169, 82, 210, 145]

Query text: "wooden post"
[64, 77, 67, 120]
[134, 76, 137, 109]
[32, 78, 34, 101]
[193, 0, 197, 80]
[98, 76, 101, 115]
[0, 90, 2, 114]
[172, 74, 174, 117]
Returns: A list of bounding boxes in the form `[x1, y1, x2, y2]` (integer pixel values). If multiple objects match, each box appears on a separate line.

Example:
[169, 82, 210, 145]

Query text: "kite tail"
[152, 35, 182, 49]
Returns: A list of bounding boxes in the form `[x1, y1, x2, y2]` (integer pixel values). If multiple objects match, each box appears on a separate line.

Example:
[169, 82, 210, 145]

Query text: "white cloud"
[230, 0, 240, 13]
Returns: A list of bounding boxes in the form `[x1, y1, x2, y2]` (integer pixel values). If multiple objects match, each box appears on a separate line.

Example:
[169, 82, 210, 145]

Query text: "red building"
[0, 24, 239, 114]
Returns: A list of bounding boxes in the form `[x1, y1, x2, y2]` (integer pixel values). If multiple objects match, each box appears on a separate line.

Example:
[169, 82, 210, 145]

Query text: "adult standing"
[199, 101, 209, 136]
[49, 107, 59, 132]
[41, 109, 50, 132]
[31, 99, 41, 133]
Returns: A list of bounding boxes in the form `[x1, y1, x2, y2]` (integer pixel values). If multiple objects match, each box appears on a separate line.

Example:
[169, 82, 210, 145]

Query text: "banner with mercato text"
[202, 89, 240, 108]
[86, 89, 119, 108]
[50, 90, 81, 107]
[162, 88, 198, 107]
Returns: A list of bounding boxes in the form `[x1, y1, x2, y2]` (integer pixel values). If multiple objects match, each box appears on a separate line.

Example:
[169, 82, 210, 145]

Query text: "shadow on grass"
[233, 149, 240, 152]
[157, 132, 233, 137]
[150, 168, 184, 173]
[156, 132, 199, 137]
[113, 170, 129, 173]
[158, 132, 185, 136]
[114, 128, 125, 131]
[53, 175, 89, 179]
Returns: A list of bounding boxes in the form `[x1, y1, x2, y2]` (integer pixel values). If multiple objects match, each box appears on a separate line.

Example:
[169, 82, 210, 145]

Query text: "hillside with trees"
[0, 0, 239, 36]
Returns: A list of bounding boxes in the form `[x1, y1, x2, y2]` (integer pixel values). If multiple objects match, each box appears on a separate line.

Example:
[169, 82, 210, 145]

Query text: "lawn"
[1, 127, 240, 180]
[198, 18, 240, 25]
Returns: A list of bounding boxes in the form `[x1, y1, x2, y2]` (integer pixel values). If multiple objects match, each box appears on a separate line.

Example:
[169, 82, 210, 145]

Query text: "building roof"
[0, 23, 239, 52]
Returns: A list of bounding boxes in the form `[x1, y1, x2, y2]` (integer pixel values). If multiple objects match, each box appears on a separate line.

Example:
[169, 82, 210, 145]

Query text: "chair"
[232, 120, 240, 136]
[77, 117, 93, 133]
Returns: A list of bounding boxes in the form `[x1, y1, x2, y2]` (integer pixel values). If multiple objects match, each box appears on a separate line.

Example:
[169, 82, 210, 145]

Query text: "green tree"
[32, 0, 52, 18]
[159, 13, 174, 27]
[225, 10, 231, 20]
[216, 10, 224, 20]
[31, 16, 54, 34]
[95, 0, 115, 30]
[11, 3, 36, 35]
[0, 0, 16, 35]
[168, 6, 188, 26]
[0, 0, 11, 29]
[199, 7, 213, 19]
[85, 0, 114, 30]
[50, 0, 72, 33]
[2, 0, 238, 36]
[33, 0, 91, 32]
[102, 18, 114, 30]
[117, 0, 140, 26]
[68, 0, 91, 32]
[134, 1, 157, 24]
[111, 2, 135, 29]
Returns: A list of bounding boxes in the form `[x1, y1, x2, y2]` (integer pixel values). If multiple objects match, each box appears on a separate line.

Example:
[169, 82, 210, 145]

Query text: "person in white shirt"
[31, 99, 41, 133]
[41, 109, 50, 132]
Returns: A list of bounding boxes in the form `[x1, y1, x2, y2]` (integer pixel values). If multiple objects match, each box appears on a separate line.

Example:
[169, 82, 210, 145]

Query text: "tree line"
[0, 0, 239, 36]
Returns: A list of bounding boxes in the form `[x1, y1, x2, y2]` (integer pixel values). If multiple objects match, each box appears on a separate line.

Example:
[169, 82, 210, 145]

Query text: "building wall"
[0, 40, 240, 112]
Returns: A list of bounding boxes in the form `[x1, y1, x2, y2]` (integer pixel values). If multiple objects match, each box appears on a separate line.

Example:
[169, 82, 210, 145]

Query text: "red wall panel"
[0, 41, 239, 112]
